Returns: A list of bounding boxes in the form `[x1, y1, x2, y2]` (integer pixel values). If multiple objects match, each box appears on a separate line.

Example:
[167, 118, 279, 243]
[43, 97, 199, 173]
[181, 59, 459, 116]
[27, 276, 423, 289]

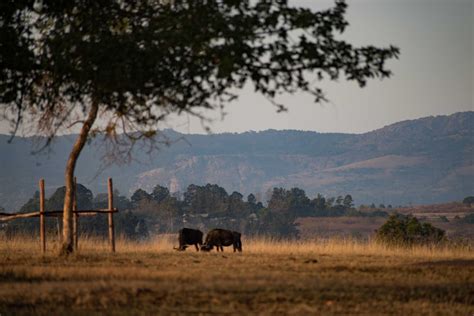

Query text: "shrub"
[376, 214, 445, 245]
[460, 213, 474, 224]
[462, 196, 474, 205]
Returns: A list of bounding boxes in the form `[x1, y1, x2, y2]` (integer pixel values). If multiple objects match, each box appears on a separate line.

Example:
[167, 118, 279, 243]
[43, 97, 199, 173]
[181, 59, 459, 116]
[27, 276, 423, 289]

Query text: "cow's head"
[200, 244, 213, 252]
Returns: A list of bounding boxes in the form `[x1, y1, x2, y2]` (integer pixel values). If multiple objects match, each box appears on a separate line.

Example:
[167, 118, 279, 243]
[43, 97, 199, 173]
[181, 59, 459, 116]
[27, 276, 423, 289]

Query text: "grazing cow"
[201, 229, 242, 252]
[174, 228, 203, 251]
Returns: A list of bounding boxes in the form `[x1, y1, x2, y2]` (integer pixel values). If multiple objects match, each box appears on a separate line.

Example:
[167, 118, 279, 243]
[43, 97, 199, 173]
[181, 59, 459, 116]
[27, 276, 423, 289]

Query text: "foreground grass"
[0, 236, 473, 315]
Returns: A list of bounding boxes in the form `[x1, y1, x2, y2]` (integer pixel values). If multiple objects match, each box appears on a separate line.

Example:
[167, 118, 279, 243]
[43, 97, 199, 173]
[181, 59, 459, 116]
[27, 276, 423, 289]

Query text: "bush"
[460, 213, 474, 224]
[376, 214, 445, 245]
[462, 196, 474, 205]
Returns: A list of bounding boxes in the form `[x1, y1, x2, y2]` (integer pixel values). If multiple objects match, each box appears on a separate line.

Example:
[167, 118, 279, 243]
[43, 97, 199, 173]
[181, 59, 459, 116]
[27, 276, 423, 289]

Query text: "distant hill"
[0, 111, 473, 211]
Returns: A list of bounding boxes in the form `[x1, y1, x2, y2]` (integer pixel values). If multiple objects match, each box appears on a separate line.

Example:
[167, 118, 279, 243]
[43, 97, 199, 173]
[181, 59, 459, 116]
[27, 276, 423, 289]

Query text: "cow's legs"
[195, 244, 199, 251]
[220, 246, 224, 252]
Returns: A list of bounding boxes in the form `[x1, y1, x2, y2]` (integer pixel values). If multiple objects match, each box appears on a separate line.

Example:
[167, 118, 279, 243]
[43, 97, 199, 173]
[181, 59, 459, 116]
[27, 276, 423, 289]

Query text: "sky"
[0, 0, 472, 135]
[165, 0, 473, 134]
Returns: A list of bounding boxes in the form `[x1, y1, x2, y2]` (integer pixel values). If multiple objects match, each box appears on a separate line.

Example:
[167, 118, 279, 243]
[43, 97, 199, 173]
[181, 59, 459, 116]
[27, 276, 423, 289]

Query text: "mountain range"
[0, 111, 472, 211]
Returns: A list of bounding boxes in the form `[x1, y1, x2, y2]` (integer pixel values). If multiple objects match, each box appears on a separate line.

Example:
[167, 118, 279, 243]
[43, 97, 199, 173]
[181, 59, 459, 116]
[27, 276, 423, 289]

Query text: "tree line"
[2, 183, 391, 239]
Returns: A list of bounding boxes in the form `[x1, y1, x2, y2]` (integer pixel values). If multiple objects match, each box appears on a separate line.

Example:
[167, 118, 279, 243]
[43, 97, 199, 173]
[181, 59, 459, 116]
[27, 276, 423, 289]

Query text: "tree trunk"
[60, 102, 99, 255]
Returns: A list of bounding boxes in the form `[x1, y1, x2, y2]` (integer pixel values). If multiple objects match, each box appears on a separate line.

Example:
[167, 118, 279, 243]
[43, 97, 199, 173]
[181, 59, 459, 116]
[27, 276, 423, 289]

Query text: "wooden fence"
[0, 178, 118, 253]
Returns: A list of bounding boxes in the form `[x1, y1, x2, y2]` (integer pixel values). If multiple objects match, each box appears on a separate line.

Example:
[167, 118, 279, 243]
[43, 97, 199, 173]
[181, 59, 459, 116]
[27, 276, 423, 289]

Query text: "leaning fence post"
[107, 178, 115, 252]
[39, 179, 46, 253]
[73, 177, 78, 251]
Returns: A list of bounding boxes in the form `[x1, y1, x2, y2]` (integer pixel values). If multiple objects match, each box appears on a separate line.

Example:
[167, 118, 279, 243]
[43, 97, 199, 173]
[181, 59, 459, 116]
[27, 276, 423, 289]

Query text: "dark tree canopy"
[1, 0, 398, 142]
[376, 214, 445, 246]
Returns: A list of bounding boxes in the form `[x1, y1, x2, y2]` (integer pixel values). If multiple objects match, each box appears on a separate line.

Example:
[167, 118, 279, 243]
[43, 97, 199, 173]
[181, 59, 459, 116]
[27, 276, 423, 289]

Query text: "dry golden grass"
[0, 235, 473, 315]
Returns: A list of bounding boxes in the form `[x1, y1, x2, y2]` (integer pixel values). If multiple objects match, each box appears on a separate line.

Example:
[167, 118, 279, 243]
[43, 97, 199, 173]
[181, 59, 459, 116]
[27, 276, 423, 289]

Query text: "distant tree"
[228, 191, 245, 216]
[1, 0, 399, 254]
[263, 187, 313, 237]
[115, 211, 149, 240]
[47, 184, 93, 211]
[247, 193, 262, 213]
[289, 188, 312, 216]
[133, 198, 159, 215]
[462, 196, 474, 206]
[258, 208, 299, 238]
[247, 193, 257, 205]
[93, 190, 131, 210]
[230, 192, 243, 200]
[149, 195, 182, 233]
[311, 194, 327, 216]
[5, 191, 42, 236]
[376, 214, 445, 246]
[326, 197, 336, 209]
[343, 194, 354, 209]
[151, 185, 170, 203]
[18, 191, 40, 214]
[131, 189, 152, 207]
[183, 184, 228, 215]
[459, 213, 474, 224]
[379, 204, 386, 209]
[267, 187, 311, 216]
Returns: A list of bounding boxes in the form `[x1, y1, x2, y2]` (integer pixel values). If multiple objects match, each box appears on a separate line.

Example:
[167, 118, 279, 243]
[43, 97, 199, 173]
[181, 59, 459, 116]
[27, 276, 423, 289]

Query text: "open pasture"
[0, 236, 473, 315]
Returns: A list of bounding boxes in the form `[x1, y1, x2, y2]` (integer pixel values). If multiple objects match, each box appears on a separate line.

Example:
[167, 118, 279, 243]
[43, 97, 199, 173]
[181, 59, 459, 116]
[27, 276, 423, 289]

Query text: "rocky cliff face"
[1, 112, 472, 210]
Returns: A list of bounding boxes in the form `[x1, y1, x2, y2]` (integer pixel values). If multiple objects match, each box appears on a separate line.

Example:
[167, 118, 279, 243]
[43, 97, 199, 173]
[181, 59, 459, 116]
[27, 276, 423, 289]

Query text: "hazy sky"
[166, 0, 473, 134]
[1, 0, 472, 135]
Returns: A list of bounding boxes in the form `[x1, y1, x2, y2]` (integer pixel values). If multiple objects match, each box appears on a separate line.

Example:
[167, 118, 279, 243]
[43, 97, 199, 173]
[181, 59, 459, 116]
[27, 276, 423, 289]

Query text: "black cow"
[174, 228, 203, 251]
[201, 229, 242, 252]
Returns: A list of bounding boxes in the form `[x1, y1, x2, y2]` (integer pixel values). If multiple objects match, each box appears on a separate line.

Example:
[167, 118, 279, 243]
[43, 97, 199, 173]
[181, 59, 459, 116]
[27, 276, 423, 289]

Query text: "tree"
[326, 197, 336, 209]
[131, 189, 152, 207]
[462, 196, 474, 206]
[93, 191, 132, 210]
[1, 0, 399, 254]
[343, 194, 354, 209]
[460, 213, 474, 224]
[228, 191, 245, 215]
[151, 185, 170, 203]
[47, 184, 93, 210]
[376, 214, 445, 246]
[183, 184, 229, 215]
[247, 193, 257, 205]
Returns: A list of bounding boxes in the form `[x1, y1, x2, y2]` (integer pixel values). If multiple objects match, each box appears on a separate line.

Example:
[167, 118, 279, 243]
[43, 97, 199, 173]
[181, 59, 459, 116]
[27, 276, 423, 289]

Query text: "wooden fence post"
[107, 178, 115, 252]
[39, 179, 46, 253]
[73, 177, 78, 251]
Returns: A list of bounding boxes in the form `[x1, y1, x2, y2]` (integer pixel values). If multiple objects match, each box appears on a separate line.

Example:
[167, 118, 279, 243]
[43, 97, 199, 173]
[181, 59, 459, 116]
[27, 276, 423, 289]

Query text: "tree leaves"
[1, 0, 399, 142]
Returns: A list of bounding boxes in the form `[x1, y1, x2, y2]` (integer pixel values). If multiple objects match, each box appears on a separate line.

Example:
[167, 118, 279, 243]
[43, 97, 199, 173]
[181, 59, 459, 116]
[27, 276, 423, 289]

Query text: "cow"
[174, 228, 203, 251]
[200, 228, 242, 252]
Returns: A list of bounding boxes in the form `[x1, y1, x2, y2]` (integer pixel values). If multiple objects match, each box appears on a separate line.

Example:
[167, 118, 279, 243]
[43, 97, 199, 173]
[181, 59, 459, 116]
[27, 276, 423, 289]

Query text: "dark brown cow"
[174, 228, 203, 251]
[201, 229, 242, 252]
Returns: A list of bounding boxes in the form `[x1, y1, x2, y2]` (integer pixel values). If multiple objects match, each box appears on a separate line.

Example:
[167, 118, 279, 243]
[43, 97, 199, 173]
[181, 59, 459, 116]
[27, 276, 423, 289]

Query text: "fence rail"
[0, 178, 118, 253]
[0, 209, 119, 221]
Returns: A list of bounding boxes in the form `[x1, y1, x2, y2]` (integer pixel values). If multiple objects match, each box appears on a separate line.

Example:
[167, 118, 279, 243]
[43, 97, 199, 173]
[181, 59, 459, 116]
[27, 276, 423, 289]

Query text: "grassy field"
[0, 236, 473, 315]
